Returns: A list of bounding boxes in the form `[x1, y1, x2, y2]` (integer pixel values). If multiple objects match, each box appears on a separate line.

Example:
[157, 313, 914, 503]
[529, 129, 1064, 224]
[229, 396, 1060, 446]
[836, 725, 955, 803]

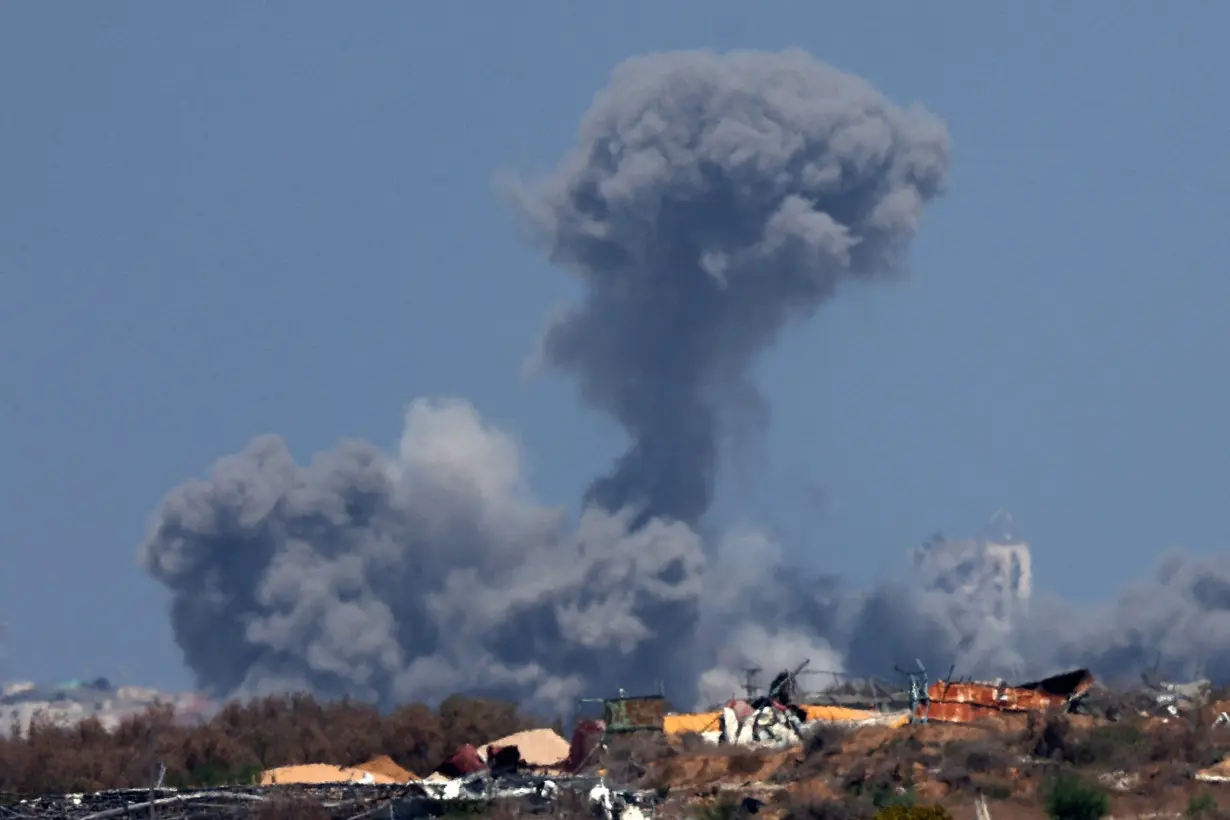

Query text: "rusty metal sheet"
[918, 669, 1095, 723]
[922, 700, 998, 724]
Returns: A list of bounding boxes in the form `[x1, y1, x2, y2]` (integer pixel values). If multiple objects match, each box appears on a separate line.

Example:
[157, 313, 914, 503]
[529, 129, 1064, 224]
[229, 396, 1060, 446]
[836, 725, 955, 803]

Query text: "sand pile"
[358, 755, 417, 782]
[1197, 759, 1230, 782]
[485, 728, 572, 767]
[259, 763, 401, 786]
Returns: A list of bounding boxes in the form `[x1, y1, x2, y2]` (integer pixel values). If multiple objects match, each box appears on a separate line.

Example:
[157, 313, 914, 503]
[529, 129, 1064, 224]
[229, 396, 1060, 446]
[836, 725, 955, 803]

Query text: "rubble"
[719, 701, 806, 748]
[1147, 678, 1212, 717]
[0, 776, 657, 820]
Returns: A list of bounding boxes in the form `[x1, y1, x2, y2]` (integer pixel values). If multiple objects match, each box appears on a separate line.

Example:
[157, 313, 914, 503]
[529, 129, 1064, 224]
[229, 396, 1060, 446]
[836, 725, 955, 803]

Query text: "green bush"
[873, 804, 952, 820]
[1044, 772, 1110, 820]
[981, 781, 1012, 801]
[693, 795, 743, 820]
[871, 787, 917, 810]
[1188, 794, 1218, 818]
[784, 798, 873, 820]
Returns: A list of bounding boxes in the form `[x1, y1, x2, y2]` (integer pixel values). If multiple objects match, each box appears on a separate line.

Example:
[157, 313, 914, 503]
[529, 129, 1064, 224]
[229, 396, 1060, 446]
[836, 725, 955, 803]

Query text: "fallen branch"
[77, 790, 267, 820]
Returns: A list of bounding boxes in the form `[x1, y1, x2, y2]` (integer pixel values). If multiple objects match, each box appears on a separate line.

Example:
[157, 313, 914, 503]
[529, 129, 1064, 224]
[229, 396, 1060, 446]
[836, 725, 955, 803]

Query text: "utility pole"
[0, 621, 9, 688]
[148, 719, 158, 820]
[740, 667, 761, 701]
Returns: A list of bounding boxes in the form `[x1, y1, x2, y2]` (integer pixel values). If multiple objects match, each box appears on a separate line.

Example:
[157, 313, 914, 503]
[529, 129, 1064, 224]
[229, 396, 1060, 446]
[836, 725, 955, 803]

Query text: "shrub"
[794, 723, 850, 781]
[1028, 711, 1227, 774]
[693, 794, 744, 820]
[0, 692, 544, 796]
[1028, 714, 1076, 761]
[804, 724, 851, 759]
[871, 788, 917, 810]
[784, 797, 875, 820]
[1189, 794, 1219, 818]
[944, 738, 1013, 774]
[601, 731, 676, 787]
[1065, 723, 1146, 768]
[981, 780, 1012, 801]
[842, 758, 918, 810]
[873, 805, 952, 820]
[1043, 772, 1110, 820]
[936, 737, 1015, 793]
[935, 760, 971, 792]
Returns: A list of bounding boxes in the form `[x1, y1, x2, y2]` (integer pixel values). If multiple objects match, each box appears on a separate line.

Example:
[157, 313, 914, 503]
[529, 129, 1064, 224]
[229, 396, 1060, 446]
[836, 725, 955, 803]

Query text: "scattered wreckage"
[0, 774, 658, 820]
[596, 659, 1230, 750]
[9, 659, 1230, 819]
[579, 662, 1097, 753]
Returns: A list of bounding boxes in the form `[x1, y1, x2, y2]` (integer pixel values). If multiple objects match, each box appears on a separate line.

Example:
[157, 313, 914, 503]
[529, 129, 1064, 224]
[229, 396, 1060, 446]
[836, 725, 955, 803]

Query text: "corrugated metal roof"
[918, 668, 1095, 723]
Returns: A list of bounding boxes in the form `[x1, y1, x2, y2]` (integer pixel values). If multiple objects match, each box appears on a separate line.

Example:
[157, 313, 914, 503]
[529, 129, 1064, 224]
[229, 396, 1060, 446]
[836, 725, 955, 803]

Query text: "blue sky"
[2, 2, 1228, 690]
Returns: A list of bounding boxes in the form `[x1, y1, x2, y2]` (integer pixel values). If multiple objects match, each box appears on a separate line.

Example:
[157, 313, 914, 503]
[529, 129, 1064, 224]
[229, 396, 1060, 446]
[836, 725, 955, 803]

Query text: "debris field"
[4, 665, 1230, 820]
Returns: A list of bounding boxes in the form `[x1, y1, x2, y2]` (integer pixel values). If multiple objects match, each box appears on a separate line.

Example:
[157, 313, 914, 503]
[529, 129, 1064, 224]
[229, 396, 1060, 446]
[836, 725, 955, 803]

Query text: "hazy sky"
[2, 2, 1228, 690]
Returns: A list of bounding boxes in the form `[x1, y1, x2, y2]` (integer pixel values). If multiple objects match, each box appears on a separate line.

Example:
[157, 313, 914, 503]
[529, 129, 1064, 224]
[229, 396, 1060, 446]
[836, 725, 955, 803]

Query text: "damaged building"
[0, 678, 213, 737]
[913, 510, 1033, 629]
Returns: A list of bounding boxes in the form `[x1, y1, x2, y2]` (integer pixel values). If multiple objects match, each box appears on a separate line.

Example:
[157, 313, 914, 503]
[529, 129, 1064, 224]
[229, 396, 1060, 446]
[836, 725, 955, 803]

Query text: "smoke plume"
[145, 48, 1230, 713]
[505, 49, 948, 525]
[141, 398, 707, 708]
[140, 47, 951, 709]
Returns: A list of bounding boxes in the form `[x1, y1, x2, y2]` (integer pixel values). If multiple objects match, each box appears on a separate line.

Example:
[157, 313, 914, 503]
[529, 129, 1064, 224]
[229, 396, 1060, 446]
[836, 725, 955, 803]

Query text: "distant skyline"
[3, 3, 1229, 691]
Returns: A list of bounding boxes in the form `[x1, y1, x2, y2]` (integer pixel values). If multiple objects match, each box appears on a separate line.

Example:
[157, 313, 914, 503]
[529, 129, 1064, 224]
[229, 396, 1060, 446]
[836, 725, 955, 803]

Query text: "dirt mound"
[358, 755, 416, 782]
[259, 763, 400, 786]
[484, 728, 571, 767]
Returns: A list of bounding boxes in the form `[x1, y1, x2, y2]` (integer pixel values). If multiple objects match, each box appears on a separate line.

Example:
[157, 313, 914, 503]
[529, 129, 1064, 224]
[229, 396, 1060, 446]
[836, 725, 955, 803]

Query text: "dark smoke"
[140, 48, 1230, 709]
[141, 398, 707, 708]
[140, 48, 952, 710]
[505, 49, 948, 525]
[153, 49, 1230, 708]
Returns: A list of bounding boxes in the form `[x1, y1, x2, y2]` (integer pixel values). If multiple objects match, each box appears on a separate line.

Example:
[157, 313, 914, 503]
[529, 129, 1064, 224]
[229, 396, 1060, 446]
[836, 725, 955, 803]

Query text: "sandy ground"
[358, 754, 417, 782]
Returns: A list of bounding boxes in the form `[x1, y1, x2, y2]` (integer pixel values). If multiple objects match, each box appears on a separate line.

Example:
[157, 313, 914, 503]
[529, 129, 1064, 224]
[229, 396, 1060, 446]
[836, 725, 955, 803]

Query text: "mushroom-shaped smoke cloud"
[140, 49, 950, 709]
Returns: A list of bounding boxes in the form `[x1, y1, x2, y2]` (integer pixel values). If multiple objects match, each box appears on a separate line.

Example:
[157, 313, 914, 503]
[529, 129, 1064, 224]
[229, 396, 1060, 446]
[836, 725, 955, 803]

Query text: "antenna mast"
[740, 666, 761, 700]
[0, 621, 9, 687]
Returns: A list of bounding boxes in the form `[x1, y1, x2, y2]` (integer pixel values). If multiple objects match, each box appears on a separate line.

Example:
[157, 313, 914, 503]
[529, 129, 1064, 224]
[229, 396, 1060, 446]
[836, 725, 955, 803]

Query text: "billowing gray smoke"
[141, 398, 708, 708]
[828, 551, 1230, 691]
[140, 47, 963, 710]
[505, 49, 949, 525]
[1046, 554, 1230, 684]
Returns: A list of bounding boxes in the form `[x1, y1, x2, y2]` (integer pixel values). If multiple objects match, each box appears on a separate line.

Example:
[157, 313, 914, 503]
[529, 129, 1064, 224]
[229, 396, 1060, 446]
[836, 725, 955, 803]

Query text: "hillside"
[4, 688, 1230, 820]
